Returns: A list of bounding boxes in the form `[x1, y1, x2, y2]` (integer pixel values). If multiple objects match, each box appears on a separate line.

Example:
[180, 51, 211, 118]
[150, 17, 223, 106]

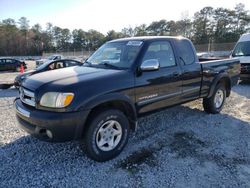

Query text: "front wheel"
[203, 83, 226, 114]
[81, 109, 130, 162]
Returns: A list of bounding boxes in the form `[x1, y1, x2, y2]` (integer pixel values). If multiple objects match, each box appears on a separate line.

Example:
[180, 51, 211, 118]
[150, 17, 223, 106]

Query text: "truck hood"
[232, 56, 250, 64]
[22, 66, 124, 91]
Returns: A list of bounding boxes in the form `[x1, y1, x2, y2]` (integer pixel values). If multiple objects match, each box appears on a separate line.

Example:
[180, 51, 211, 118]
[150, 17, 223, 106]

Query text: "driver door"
[135, 40, 182, 114]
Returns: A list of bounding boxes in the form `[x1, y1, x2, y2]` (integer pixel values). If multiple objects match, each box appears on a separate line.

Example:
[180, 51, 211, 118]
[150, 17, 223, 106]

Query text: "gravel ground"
[0, 82, 250, 187]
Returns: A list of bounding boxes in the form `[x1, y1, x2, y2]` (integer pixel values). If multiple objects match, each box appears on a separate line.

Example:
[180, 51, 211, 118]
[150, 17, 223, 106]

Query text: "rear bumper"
[15, 98, 89, 142]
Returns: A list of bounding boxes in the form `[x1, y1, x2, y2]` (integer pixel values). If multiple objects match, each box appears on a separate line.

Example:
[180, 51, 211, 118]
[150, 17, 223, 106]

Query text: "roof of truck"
[110, 36, 188, 42]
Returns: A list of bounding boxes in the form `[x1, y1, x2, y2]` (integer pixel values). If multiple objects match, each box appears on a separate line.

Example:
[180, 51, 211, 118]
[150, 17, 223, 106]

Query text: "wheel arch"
[207, 73, 231, 98]
[79, 93, 137, 136]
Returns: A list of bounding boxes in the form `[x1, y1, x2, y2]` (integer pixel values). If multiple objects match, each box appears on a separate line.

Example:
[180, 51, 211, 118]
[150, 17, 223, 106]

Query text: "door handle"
[172, 72, 180, 77]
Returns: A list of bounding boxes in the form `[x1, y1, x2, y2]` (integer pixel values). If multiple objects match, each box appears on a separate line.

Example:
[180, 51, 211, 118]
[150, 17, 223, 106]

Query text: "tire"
[81, 109, 130, 162]
[203, 83, 226, 114]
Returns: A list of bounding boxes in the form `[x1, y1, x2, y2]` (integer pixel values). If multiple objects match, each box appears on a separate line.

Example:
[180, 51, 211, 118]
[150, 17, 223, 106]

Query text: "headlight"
[40, 92, 74, 108]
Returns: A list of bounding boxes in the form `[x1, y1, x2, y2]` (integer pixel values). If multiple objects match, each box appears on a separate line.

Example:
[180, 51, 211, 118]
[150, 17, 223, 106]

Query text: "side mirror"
[140, 59, 160, 71]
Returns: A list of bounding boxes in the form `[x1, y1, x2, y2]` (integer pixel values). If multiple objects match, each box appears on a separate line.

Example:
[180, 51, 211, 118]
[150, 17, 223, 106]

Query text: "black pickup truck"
[15, 36, 240, 161]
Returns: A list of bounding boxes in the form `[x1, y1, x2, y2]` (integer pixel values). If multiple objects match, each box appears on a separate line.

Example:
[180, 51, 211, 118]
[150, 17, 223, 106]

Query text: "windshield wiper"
[99, 62, 120, 69]
[83, 60, 92, 66]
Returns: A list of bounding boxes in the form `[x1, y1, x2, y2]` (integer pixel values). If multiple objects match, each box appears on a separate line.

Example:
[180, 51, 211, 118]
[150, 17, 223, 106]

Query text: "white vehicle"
[36, 54, 64, 67]
[231, 33, 250, 81]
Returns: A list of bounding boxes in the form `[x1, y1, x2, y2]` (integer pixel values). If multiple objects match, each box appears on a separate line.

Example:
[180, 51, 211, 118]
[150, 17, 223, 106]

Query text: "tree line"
[0, 3, 249, 56]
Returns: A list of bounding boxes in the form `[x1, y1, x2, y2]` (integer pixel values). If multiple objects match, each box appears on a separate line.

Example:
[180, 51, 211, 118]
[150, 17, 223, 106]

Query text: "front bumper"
[15, 99, 89, 142]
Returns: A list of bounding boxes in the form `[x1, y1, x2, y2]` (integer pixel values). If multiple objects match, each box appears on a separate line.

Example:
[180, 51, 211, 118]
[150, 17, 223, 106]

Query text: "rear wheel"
[81, 109, 129, 162]
[203, 83, 226, 114]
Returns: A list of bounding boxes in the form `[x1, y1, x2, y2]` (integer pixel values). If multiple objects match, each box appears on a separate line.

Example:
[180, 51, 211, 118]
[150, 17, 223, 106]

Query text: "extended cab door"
[135, 40, 182, 114]
[174, 39, 202, 101]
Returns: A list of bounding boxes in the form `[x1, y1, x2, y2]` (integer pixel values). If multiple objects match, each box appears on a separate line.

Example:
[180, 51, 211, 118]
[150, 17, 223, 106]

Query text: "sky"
[0, 0, 250, 34]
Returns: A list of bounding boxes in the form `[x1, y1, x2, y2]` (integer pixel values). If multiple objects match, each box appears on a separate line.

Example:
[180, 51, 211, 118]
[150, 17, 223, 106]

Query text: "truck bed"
[200, 58, 240, 98]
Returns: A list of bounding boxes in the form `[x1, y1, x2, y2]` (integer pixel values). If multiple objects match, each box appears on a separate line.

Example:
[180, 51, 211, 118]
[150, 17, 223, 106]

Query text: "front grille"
[241, 63, 250, 74]
[19, 87, 35, 107]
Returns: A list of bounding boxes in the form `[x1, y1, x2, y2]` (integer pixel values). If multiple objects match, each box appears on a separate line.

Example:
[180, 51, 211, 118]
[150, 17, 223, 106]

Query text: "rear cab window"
[175, 39, 196, 65]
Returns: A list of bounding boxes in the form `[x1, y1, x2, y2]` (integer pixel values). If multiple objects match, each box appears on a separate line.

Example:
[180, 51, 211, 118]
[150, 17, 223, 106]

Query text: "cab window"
[142, 41, 176, 68]
[176, 40, 196, 65]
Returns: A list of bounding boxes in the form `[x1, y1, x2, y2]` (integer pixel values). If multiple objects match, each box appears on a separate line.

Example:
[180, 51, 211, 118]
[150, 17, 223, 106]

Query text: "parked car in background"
[36, 54, 64, 67]
[231, 33, 250, 81]
[0, 58, 27, 72]
[14, 59, 82, 87]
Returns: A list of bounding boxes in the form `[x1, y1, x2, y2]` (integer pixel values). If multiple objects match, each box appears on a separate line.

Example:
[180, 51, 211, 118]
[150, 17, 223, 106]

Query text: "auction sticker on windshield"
[127, 41, 143, 46]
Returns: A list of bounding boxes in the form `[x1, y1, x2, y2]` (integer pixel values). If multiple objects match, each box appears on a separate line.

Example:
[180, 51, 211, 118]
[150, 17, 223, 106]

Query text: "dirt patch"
[205, 154, 250, 169]
[169, 132, 250, 172]
[170, 131, 207, 158]
[116, 148, 156, 174]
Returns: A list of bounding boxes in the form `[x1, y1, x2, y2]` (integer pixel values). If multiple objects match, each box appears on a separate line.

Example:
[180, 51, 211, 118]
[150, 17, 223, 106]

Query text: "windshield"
[232, 41, 250, 57]
[36, 60, 52, 70]
[86, 41, 143, 69]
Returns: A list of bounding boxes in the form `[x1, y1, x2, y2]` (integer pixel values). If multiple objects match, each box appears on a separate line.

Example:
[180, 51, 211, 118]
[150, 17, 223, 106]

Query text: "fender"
[76, 92, 137, 121]
[207, 72, 231, 98]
